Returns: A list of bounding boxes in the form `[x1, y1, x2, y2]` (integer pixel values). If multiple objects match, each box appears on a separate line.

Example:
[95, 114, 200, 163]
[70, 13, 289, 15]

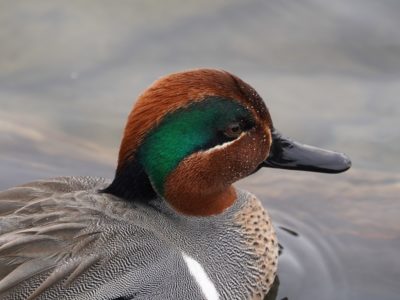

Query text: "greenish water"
[1, 1, 399, 299]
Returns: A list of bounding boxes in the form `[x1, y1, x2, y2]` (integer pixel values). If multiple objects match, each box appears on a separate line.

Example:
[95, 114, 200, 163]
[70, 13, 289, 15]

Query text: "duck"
[0, 69, 351, 300]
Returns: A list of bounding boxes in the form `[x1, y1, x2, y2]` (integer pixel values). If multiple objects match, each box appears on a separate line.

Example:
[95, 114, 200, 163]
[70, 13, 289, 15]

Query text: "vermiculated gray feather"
[0, 176, 278, 300]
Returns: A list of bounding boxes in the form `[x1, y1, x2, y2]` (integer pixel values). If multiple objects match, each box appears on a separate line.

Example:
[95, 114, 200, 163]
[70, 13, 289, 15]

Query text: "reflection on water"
[240, 169, 400, 300]
[279, 226, 299, 237]
[264, 228, 295, 300]
[265, 221, 346, 300]
[265, 276, 282, 300]
[1, 1, 400, 299]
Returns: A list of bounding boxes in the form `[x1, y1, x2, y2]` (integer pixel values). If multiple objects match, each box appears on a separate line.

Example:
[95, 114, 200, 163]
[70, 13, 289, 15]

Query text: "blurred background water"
[0, 1, 399, 299]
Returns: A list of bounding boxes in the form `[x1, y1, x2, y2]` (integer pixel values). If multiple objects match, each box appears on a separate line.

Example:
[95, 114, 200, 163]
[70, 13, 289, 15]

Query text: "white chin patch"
[182, 252, 220, 300]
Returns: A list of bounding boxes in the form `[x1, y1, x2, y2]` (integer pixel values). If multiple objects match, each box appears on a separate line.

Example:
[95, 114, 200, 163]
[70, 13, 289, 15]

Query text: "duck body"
[0, 69, 350, 299]
[0, 176, 277, 300]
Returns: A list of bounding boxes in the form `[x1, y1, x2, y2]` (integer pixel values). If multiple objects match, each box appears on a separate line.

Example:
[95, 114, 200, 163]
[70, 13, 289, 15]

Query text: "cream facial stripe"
[202, 132, 246, 154]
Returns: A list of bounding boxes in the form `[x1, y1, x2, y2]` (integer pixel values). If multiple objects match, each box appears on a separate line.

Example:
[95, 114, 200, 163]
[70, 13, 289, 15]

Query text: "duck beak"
[261, 129, 351, 173]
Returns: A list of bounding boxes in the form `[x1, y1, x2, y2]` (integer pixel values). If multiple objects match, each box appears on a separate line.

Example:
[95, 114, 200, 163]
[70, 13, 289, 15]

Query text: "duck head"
[104, 69, 351, 216]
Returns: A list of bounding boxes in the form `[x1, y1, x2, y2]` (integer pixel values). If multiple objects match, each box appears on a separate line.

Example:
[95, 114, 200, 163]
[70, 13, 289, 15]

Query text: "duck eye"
[224, 122, 243, 139]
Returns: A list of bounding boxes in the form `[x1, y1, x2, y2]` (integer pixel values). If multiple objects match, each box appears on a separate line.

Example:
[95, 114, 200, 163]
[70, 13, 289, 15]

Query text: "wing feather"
[0, 258, 56, 293]
[0, 177, 109, 298]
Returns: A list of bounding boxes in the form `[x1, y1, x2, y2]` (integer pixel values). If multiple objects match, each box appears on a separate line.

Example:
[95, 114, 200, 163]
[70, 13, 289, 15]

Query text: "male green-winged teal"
[0, 69, 351, 300]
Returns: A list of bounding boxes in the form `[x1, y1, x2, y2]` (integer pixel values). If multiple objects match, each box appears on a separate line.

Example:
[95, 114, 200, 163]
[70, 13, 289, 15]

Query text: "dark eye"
[224, 122, 243, 139]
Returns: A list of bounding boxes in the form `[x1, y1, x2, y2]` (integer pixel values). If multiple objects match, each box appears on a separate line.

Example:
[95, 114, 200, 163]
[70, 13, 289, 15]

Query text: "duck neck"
[102, 158, 157, 202]
[163, 184, 237, 216]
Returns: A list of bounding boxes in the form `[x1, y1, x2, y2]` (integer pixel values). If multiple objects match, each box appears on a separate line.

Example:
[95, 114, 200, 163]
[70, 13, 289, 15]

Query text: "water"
[1, 1, 399, 299]
[241, 170, 400, 299]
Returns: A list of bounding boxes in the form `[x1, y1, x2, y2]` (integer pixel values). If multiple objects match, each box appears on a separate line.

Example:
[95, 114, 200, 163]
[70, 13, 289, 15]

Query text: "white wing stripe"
[182, 252, 219, 300]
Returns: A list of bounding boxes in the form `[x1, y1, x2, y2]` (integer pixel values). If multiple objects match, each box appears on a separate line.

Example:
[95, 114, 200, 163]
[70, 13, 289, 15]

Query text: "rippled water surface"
[1, 1, 399, 299]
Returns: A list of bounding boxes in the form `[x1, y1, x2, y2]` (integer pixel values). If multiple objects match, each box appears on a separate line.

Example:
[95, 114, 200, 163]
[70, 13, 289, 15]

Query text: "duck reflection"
[264, 276, 287, 300]
[264, 225, 300, 300]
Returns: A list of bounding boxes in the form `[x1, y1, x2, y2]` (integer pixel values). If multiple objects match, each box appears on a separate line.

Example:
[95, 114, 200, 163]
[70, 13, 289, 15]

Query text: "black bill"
[262, 129, 351, 173]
